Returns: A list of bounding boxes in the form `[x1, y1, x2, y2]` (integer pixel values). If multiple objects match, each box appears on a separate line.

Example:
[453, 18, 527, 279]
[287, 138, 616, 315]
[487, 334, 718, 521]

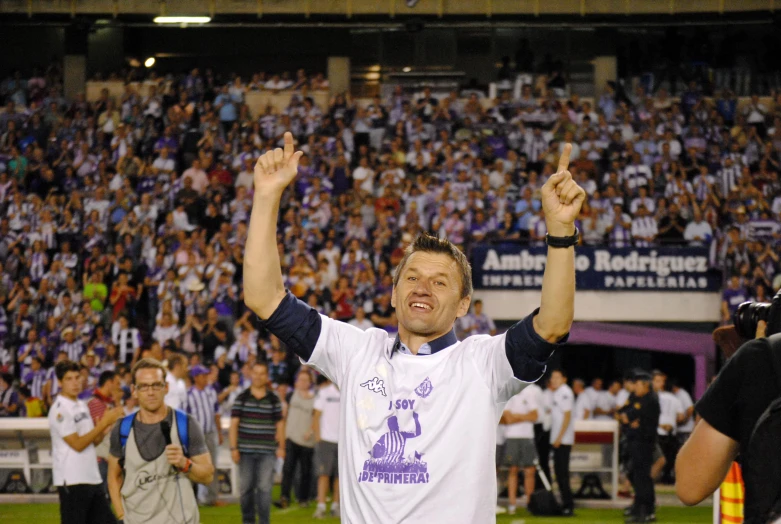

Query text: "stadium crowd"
[0, 64, 779, 511]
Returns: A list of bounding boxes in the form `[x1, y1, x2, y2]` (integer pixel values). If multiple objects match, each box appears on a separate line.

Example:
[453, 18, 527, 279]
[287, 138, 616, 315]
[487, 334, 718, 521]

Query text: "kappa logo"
[360, 377, 387, 397]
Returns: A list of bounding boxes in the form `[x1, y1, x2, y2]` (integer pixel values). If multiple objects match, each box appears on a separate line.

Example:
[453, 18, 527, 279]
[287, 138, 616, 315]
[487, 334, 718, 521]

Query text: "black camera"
[734, 288, 781, 339]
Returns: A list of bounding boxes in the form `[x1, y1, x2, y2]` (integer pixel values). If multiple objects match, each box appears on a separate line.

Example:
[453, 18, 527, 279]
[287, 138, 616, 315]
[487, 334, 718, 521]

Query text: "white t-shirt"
[675, 388, 695, 433]
[48, 395, 102, 486]
[152, 157, 175, 173]
[583, 386, 601, 407]
[684, 221, 713, 244]
[594, 391, 617, 421]
[314, 383, 341, 444]
[352, 166, 376, 194]
[615, 388, 630, 408]
[504, 383, 541, 439]
[573, 392, 593, 421]
[165, 372, 188, 410]
[550, 385, 575, 446]
[657, 391, 684, 436]
[305, 317, 529, 524]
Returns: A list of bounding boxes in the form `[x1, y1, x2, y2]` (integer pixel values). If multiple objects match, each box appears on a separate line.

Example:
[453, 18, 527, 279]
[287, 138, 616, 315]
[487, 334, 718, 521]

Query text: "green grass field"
[0, 504, 713, 523]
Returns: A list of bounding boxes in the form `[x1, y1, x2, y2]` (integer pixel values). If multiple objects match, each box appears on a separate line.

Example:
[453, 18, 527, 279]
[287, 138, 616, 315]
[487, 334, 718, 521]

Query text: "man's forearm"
[229, 420, 239, 449]
[534, 242, 575, 342]
[186, 458, 215, 485]
[65, 418, 112, 452]
[244, 193, 287, 319]
[108, 460, 124, 519]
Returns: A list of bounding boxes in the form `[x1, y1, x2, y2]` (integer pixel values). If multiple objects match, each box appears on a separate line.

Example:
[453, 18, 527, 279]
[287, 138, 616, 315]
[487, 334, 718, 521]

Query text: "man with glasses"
[107, 358, 214, 524]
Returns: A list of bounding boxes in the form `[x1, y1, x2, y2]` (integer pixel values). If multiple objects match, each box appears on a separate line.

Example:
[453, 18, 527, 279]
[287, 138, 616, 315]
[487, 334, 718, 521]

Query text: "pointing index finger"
[558, 143, 572, 173]
[283, 132, 294, 159]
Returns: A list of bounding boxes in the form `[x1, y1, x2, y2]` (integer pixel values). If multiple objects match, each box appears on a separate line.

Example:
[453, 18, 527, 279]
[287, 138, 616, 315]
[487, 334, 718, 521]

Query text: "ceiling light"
[153, 16, 211, 24]
[144, 57, 156, 68]
[403, 67, 412, 72]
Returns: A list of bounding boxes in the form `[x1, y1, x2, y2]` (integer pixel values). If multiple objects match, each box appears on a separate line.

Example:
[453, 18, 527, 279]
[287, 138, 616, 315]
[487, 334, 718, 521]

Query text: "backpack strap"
[174, 409, 189, 457]
[119, 412, 137, 449]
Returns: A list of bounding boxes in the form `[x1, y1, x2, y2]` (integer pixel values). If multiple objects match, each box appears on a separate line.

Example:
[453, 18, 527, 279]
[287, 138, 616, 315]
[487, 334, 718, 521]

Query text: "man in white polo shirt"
[313, 375, 341, 518]
[244, 133, 584, 523]
[501, 382, 541, 514]
[549, 369, 576, 516]
[49, 359, 125, 524]
[670, 379, 694, 445]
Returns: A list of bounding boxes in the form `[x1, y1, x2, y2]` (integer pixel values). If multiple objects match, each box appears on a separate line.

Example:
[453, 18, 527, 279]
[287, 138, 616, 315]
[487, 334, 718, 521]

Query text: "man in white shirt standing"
[549, 369, 576, 516]
[652, 370, 683, 484]
[501, 383, 541, 514]
[49, 360, 125, 524]
[572, 378, 593, 420]
[595, 380, 622, 421]
[244, 134, 583, 523]
[313, 376, 341, 518]
[583, 377, 603, 408]
[164, 354, 188, 410]
[670, 379, 694, 446]
[616, 373, 633, 409]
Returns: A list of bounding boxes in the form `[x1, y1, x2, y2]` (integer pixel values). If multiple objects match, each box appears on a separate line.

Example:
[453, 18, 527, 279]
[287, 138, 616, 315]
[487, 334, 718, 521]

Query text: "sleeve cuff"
[259, 291, 322, 361]
[512, 308, 569, 360]
[504, 308, 569, 381]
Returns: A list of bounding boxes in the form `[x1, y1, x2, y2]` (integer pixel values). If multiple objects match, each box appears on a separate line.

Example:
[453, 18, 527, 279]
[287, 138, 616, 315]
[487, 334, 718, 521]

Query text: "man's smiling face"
[391, 251, 470, 339]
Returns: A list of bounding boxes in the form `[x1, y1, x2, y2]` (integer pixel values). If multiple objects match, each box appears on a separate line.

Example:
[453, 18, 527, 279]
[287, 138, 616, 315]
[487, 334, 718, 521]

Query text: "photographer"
[676, 290, 781, 523]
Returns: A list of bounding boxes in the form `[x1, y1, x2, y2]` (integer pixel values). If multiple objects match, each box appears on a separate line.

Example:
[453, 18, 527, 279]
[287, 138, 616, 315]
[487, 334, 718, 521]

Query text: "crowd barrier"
[0, 417, 618, 501]
[0, 417, 238, 497]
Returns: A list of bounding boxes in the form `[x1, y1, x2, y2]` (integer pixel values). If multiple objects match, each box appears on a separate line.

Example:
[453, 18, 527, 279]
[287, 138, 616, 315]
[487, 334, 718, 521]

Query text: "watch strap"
[545, 227, 579, 248]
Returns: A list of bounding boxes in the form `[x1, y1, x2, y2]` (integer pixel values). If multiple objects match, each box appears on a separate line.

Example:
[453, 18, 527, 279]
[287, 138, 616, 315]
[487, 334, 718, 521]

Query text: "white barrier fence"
[572, 419, 620, 501]
[0, 418, 618, 500]
[0, 417, 239, 497]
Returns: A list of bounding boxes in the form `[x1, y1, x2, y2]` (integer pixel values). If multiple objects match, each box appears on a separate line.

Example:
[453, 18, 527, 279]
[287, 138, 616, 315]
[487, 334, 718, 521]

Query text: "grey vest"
[121, 417, 199, 524]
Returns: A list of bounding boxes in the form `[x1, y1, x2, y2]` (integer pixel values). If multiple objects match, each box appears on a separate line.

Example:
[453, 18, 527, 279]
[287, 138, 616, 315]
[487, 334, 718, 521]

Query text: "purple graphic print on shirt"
[358, 412, 430, 485]
[414, 377, 433, 399]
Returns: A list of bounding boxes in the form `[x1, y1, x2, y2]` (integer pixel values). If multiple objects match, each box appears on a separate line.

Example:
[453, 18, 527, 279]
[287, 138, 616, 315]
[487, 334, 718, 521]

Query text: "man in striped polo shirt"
[186, 364, 223, 506]
[229, 361, 284, 524]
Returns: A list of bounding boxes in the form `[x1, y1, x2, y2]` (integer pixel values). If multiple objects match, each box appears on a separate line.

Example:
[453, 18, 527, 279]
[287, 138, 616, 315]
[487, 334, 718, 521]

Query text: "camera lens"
[734, 301, 772, 339]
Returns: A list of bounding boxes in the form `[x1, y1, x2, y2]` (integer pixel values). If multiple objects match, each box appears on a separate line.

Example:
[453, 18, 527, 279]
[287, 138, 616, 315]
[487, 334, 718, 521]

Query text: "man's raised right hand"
[254, 131, 303, 197]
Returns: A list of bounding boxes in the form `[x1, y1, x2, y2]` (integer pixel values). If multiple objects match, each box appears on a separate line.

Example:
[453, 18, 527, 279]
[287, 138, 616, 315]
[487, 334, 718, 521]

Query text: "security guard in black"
[621, 371, 660, 523]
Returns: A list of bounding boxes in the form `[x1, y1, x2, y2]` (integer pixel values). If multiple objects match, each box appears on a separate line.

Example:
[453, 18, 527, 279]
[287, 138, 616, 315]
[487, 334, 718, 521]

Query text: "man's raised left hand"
[540, 143, 587, 237]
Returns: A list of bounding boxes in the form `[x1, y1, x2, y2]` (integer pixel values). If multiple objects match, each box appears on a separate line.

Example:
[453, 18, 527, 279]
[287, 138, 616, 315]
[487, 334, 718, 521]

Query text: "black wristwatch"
[545, 228, 579, 248]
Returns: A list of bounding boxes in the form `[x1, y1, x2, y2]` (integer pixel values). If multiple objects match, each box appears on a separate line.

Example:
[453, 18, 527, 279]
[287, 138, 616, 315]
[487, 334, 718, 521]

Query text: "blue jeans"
[239, 453, 275, 524]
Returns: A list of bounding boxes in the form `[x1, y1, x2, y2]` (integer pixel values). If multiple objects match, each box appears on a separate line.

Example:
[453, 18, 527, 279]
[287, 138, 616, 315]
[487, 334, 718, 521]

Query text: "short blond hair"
[131, 358, 167, 385]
